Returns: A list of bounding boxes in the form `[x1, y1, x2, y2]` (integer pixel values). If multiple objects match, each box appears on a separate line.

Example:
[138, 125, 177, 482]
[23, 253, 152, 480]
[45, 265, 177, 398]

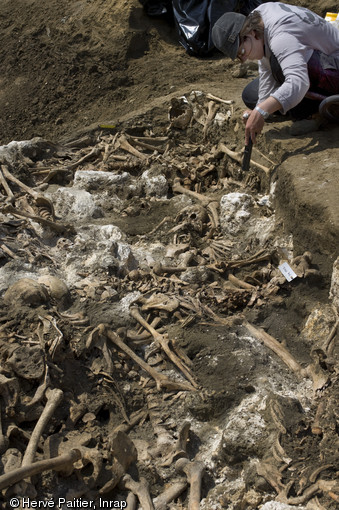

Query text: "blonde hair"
[239, 11, 264, 40]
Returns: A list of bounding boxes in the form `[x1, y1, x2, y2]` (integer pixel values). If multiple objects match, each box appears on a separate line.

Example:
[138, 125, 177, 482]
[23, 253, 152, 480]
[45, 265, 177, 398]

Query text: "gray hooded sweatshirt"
[254, 2, 339, 113]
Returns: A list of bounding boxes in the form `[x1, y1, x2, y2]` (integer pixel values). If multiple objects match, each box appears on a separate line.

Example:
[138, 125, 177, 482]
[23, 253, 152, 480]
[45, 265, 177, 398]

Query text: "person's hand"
[245, 109, 265, 144]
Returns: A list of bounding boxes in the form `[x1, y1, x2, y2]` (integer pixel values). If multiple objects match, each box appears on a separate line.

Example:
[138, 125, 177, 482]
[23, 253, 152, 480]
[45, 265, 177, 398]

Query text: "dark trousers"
[242, 50, 339, 119]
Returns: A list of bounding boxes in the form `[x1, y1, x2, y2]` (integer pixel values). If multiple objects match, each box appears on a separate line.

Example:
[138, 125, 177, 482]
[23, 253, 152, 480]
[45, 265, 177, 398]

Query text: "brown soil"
[0, 0, 338, 508]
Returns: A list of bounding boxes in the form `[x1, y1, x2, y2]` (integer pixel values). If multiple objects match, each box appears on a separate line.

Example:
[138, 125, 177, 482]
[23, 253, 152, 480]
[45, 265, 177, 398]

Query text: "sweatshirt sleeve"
[266, 33, 311, 114]
[257, 57, 280, 105]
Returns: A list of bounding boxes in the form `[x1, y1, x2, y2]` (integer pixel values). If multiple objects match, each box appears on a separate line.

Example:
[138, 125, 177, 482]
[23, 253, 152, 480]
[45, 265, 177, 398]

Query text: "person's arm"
[245, 34, 310, 144]
[243, 55, 282, 144]
[267, 34, 311, 112]
[244, 96, 282, 144]
[257, 58, 280, 104]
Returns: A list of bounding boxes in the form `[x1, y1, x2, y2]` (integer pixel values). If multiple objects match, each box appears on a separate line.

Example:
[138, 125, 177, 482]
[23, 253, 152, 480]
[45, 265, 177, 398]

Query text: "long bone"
[0, 242, 18, 259]
[228, 273, 256, 290]
[172, 178, 219, 229]
[244, 321, 329, 390]
[218, 142, 271, 175]
[101, 325, 196, 391]
[127, 317, 164, 343]
[99, 431, 137, 494]
[206, 93, 234, 105]
[130, 306, 198, 388]
[67, 146, 101, 170]
[244, 321, 305, 375]
[160, 421, 191, 466]
[203, 101, 218, 140]
[175, 457, 205, 510]
[0, 449, 81, 490]
[153, 480, 188, 510]
[1, 164, 55, 218]
[152, 261, 188, 276]
[118, 134, 148, 161]
[125, 492, 137, 510]
[226, 249, 272, 269]
[146, 393, 174, 459]
[127, 134, 167, 153]
[22, 388, 63, 466]
[0, 166, 14, 202]
[120, 474, 155, 510]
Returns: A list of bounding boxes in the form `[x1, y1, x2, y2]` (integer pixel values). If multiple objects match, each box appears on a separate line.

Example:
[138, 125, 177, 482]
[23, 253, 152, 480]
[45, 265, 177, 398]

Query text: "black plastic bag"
[172, 0, 225, 56]
[140, 1, 271, 57]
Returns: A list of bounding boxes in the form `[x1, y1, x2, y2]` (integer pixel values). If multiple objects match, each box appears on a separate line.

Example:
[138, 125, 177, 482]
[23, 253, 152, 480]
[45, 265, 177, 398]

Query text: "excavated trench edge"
[275, 167, 339, 276]
[259, 129, 339, 281]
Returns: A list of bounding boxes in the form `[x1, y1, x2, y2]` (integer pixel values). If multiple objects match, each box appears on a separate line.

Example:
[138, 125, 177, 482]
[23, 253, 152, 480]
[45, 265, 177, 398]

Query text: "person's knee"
[242, 78, 259, 109]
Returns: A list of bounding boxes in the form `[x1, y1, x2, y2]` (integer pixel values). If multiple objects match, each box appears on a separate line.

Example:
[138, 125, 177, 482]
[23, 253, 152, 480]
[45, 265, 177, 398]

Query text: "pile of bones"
[0, 90, 338, 509]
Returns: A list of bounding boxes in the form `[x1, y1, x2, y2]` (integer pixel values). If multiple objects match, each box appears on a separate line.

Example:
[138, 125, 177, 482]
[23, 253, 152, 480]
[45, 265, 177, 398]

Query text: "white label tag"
[278, 262, 298, 282]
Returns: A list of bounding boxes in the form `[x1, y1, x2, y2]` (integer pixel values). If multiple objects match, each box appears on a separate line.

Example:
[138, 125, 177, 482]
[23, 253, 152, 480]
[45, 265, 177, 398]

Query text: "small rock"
[261, 503, 306, 510]
[231, 63, 248, 78]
